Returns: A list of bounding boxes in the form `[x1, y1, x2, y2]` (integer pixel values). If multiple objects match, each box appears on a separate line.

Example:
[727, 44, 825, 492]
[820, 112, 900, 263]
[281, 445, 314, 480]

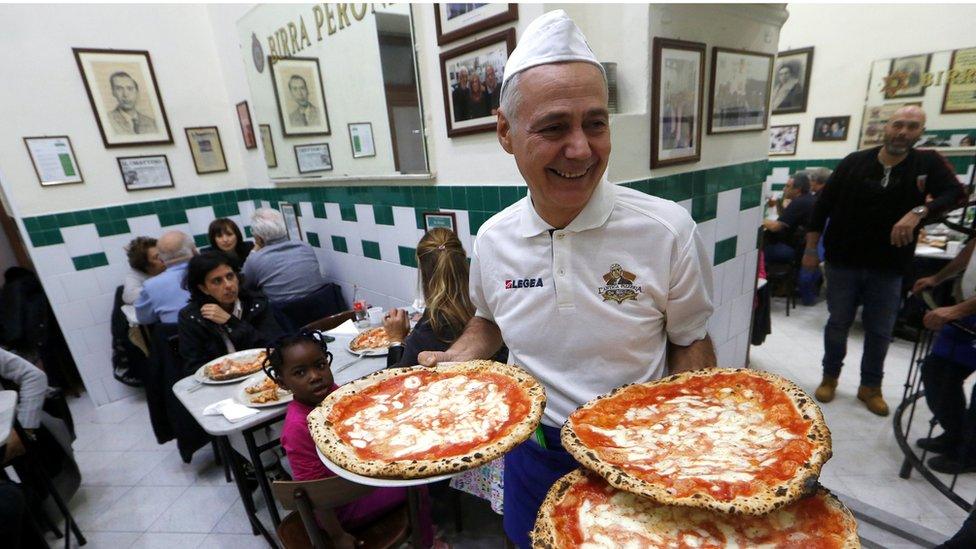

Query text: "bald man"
[805, 106, 964, 416]
[135, 230, 197, 324]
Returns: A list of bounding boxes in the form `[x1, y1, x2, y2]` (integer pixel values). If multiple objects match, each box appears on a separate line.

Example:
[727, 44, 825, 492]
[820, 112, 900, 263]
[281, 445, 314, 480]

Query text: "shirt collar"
[518, 179, 614, 238]
[232, 299, 243, 319]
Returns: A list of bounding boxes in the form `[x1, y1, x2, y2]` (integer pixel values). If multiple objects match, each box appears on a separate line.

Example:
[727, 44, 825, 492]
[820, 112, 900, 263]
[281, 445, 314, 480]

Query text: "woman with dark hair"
[177, 252, 281, 371]
[122, 236, 166, 305]
[207, 218, 253, 271]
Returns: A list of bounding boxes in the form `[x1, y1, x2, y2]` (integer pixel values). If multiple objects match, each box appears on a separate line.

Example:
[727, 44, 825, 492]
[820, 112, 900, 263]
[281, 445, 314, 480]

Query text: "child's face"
[277, 340, 334, 407]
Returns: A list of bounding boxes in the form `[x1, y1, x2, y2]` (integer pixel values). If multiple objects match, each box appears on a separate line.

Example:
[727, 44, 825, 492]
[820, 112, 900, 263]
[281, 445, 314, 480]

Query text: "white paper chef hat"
[500, 9, 606, 99]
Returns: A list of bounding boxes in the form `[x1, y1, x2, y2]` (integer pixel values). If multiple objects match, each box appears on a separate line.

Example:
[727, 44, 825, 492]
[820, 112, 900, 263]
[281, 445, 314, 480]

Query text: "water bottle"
[352, 285, 368, 328]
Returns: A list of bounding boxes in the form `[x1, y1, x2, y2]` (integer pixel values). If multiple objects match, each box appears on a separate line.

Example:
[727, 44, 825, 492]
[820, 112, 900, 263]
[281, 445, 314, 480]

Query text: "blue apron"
[503, 423, 580, 548]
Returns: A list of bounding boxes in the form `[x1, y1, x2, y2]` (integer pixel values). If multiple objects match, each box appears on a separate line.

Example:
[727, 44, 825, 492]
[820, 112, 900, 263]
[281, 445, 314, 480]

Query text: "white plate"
[315, 447, 455, 487]
[194, 348, 267, 385]
[236, 373, 294, 408]
[347, 329, 390, 357]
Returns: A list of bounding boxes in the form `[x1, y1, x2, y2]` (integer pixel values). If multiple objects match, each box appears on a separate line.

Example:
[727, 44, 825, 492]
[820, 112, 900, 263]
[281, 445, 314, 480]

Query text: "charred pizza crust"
[309, 360, 545, 479]
[561, 368, 832, 516]
[531, 469, 859, 548]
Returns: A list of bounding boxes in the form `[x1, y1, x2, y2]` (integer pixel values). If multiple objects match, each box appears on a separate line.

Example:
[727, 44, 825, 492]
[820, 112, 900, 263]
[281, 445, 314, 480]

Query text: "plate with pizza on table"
[194, 348, 268, 385]
[347, 327, 393, 356]
[561, 368, 832, 516]
[236, 374, 293, 408]
[308, 360, 546, 482]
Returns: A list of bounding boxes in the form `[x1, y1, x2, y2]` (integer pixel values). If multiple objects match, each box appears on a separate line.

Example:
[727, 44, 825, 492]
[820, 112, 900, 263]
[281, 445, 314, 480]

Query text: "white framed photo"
[348, 122, 376, 158]
[117, 155, 174, 191]
[23, 136, 84, 186]
[294, 143, 333, 174]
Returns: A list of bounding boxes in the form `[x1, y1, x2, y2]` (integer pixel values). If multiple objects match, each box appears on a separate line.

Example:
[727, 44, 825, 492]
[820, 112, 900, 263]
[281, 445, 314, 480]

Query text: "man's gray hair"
[809, 167, 832, 184]
[157, 232, 195, 264]
[499, 64, 608, 131]
[251, 208, 287, 242]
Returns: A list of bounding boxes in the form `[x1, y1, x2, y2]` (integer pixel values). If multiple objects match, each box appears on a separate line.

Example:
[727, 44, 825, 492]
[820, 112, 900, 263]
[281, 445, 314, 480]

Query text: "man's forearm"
[804, 231, 821, 251]
[935, 241, 975, 283]
[667, 335, 717, 375]
[448, 316, 504, 361]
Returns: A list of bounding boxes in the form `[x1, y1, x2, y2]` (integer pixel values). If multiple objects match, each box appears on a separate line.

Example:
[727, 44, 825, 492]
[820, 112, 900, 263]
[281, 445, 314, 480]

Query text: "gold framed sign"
[185, 126, 228, 174]
[23, 136, 83, 186]
[942, 47, 976, 114]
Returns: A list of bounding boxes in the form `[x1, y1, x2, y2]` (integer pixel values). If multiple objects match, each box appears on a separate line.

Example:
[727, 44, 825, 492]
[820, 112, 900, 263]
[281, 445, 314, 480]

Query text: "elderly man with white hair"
[241, 207, 325, 304]
[418, 11, 715, 546]
[135, 230, 196, 324]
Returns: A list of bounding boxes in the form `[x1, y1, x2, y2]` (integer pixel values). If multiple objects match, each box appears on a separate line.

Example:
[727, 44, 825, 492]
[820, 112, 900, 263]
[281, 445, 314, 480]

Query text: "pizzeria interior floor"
[45, 297, 970, 548]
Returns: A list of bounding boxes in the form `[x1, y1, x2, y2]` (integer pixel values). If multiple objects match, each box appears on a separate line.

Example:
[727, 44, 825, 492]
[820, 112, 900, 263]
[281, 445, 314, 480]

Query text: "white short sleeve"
[665, 227, 714, 345]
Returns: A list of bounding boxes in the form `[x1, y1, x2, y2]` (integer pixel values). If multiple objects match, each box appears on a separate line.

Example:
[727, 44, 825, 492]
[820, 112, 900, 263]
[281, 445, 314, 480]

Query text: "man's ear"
[497, 110, 514, 154]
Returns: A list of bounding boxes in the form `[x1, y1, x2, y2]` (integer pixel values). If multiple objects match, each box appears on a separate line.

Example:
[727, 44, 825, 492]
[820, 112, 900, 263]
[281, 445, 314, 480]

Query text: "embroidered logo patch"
[505, 278, 544, 289]
[597, 263, 642, 303]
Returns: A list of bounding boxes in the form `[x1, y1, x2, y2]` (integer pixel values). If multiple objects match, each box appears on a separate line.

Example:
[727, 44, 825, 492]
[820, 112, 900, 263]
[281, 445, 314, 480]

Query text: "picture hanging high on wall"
[236, 101, 257, 149]
[771, 47, 813, 114]
[348, 122, 376, 158]
[434, 4, 518, 45]
[708, 47, 774, 134]
[812, 116, 850, 142]
[768, 124, 799, 156]
[440, 28, 516, 138]
[117, 155, 174, 191]
[294, 143, 333, 174]
[858, 101, 921, 149]
[73, 48, 173, 148]
[23, 136, 83, 186]
[885, 53, 931, 99]
[259, 124, 277, 168]
[651, 37, 705, 168]
[184, 126, 228, 174]
[270, 56, 331, 137]
[942, 47, 976, 114]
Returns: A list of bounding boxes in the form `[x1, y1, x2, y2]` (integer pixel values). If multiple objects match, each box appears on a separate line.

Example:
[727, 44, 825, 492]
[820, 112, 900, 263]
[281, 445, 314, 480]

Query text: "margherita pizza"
[204, 351, 266, 381]
[562, 368, 831, 515]
[532, 469, 859, 548]
[349, 327, 392, 352]
[309, 361, 545, 478]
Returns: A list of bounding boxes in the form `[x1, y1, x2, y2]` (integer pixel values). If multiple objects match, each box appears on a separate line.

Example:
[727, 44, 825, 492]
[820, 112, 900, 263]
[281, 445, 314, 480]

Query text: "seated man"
[809, 167, 831, 197]
[763, 171, 815, 264]
[0, 347, 47, 463]
[241, 208, 325, 304]
[135, 230, 196, 324]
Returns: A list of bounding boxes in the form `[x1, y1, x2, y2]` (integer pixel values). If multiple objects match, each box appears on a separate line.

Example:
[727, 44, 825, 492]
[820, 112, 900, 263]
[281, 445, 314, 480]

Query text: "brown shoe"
[857, 386, 889, 416]
[814, 376, 838, 403]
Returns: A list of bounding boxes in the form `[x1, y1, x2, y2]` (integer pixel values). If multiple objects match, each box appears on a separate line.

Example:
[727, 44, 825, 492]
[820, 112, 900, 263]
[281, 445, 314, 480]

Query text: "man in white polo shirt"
[419, 10, 715, 547]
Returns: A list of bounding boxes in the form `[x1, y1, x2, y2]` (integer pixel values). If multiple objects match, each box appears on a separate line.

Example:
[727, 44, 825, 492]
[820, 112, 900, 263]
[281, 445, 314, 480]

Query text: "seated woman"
[208, 218, 254, 271]
[268, 331, 435, 548]
[177, 252, 281, 371]
[122, 236, 166, 305]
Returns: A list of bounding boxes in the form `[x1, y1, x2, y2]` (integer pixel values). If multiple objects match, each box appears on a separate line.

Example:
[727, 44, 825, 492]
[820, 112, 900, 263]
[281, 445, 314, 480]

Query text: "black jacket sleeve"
[922, 151, 965, 217]
[178, 311, 217, 372]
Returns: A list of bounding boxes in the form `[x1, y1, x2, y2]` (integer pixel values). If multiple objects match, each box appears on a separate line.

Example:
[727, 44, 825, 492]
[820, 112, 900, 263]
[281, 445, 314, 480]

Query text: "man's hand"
[891, 211, 923, 247]
[3, 431, 25, 463]
[801, 250, 819, 271]
[416, 349, 461, 368]
[382, 309, 409, 342]
[912, 275, 940, 295]
[200, 304, 231, 325]
[924, 305, 963, 331]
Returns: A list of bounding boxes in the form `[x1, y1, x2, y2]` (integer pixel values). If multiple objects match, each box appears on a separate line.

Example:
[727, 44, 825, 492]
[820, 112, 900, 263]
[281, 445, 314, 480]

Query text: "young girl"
[267, 331, 436, 548]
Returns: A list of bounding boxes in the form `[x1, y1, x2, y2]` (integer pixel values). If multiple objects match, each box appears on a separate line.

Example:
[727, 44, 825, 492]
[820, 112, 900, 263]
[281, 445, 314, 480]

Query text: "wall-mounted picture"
[236, 101, 257, 149]
[184, 126, 228, 174]
[270, 56, 331, 137]
[434, 3, 518, 45]
[708, 47, 774, 134]
[23, 136, 83, 186]
[651, 37, 705, 168]
[858, 101, 921, 149]
[117, 155, 173, 191]
[294, 143, 333, 174]
[918, 133, 976, 148]
[769, 125, 799, 156]
[885, 53, 931, 99]
[423, 211, 458, 234]
[771, 47, 813, 115]
[812, 116, 850, 141]
[73, 48, 173, 148]
[942, 47, 976, 114]
[259, 124, 277, 168]
[440, 28, 516, 138]
[279, 202, 302, 241]
[348, 122, 376, 158]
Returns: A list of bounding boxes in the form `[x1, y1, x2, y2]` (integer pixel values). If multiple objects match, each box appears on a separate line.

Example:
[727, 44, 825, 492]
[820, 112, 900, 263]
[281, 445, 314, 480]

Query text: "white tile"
[131, 532, 207, 548]
[237, 201, 256, 227]
[707, 303, 732, 345]
[57, 270, 103, 302]
[697, 219, 716, 266]
[710, 263, 725, 306]
[678, 198, 693, 215]
[186, 207, 216, 236]
[737, 206, 761, 254]
[324, 203, 342, 220]
[127, 215, 163, 238]
[730, 292, 754, 339]
[62, 224, 104, 257]
[392, 205, 416, 231]
[85, 375, 111, 406]
[138, 448, 228, 486]
[66, 485, 132, 531]
[298, 201, 313, 218]
[41, 275, 69, 305]
[74, 531, 142, 548]
[81, 321, 112, 356]
[102, 234, 136, 267]
[715, 337, 736, 367]
[147, 485, 240, 533]
[54, 300, 95, 331]
[76, 449, 169, 484]
[31, 244, 75, 276]
[720, 255, 745, 306]
[103, 378, 144, 402]
[731, 326, 750, 368]
[95, 263, 128, 295]
[198, 533, 272, 549]
[90, 485, 187, 531]
[715, 188, 742, 241]
[63, 328, 90, 356]
[354, 203, 375, 225]
[740, 250, 760, 295]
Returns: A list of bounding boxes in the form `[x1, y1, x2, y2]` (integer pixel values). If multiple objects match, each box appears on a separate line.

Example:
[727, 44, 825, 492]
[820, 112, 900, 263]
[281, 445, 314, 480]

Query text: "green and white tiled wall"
[21, 159, 767, 405]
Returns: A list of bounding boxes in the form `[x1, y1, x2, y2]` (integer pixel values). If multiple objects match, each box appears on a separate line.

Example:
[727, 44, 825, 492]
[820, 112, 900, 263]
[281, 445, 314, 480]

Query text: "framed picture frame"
[117, 155, 174, 191]
[184, 126, 228, 174]
[236, 101, 257, 149]
[768, 124, 799, 156]
[72, 48, 173, 148]
[23, 136, 83, 186]
[885, 53, 931, 99]
[423, 211, 458, 234]
[651, 37, 705, 168]
[279, 202, 302, 241]
[771, 47, 813, 115]
[348, 122, 376, 159]
[858, 101, 921, 149]
[811, 116, 850, 142]
[294, 143, 333, 174]
[942, 47, 976, 114]
[270, 56, 331, 137]
[708, 47, 774, 134]
[434, 3, 518, 46]
[440, 28, 516, 138]
[259, 124, 277, 168]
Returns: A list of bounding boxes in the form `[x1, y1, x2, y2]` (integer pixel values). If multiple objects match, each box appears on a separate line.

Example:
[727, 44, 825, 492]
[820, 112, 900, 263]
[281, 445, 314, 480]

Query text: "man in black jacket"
[804, 105, 965, 416]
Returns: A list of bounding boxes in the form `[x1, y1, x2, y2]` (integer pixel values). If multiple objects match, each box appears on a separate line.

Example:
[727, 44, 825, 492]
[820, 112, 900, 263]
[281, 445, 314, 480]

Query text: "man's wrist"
[910, 205, 929, 218]
[803, 248, 819, 256]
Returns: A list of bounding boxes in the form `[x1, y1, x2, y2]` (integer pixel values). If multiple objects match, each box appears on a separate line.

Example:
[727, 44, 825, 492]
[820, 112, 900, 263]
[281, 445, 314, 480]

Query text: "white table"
[915, 244, 961, 260]
[0, 390, 16, 447]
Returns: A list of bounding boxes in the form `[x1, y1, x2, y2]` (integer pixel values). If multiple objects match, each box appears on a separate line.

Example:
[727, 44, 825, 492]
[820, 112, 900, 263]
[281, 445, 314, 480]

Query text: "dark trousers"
[922, 353, 976, 459]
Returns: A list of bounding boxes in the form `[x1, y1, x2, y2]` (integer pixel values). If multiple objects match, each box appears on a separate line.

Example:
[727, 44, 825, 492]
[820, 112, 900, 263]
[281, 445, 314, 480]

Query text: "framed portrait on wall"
[259, 124, 277, 168]
[423, 211, 458, 234]
[858, 101, 921, 149]
[771, 47, 813, 115]
[73, 48, 173, 148]
[348, 122, 376, 158]
[942, 47, 976, 114]
[279, 202, 302, 241]
[433, 3, 518, 45]
[440, 28, 516, 138]
[811, 116, 850, 141]
[184, 126, 228, 174]
[885, 53, 931, 99]
[707, 47, 774, 134]
[651, 37, 705, 168]
[236, 101, 257, 149]
[23, 136, 83, 186]
[270, 56, 331, 137]
[294, 143, 333, 174]
[768, 125, 799, 156]
[117, 155, 174, 191]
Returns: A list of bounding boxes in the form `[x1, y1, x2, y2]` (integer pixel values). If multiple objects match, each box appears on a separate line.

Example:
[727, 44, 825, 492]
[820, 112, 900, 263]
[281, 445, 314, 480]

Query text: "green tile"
[331, 235, 348, 253]
[38, 215, 57, 230]
[436, 187, 454, 209]
[517, 187, 528, 199]
[213, 202, 240, 218]
[312, 202, 328, 219]
[714, 236, 737, 265]
[415, 208, 427, 230]
[467, 187, 484, 210]
[691, 194, 718, 223]
[71, 255, 87, 270]
[362, 240, 381, 260]
[372, 204, 395, 226]
[91, 252, 109, 268]
[340, 203, 358, 222]
[28, 230, 46, 247]
[55, 212, 75, 227]
[452, 187, 468, 209]
[306, 231, 321, 248]
[740, 184, 763, 210]
[193, 234, 210, 248]
[159, 211, 188, 227]
[71, 252, 109, 271]
[771, 183, 786, 192]
[469, 211, 490, 236]
[107, 206, 126, 220]
[95, 219, 130, 237]
[398, 246, 418, 268]
[244, 226, 253, 238]
[499, 186, 519, 208]
[24, 217, 41, 232]
[483, 187, 501, 213]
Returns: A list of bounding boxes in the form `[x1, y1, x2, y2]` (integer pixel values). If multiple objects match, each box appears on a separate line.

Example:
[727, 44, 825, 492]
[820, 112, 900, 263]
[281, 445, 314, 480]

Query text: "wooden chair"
[272, 477, 409, 549]
[302, 310, 356, 333]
